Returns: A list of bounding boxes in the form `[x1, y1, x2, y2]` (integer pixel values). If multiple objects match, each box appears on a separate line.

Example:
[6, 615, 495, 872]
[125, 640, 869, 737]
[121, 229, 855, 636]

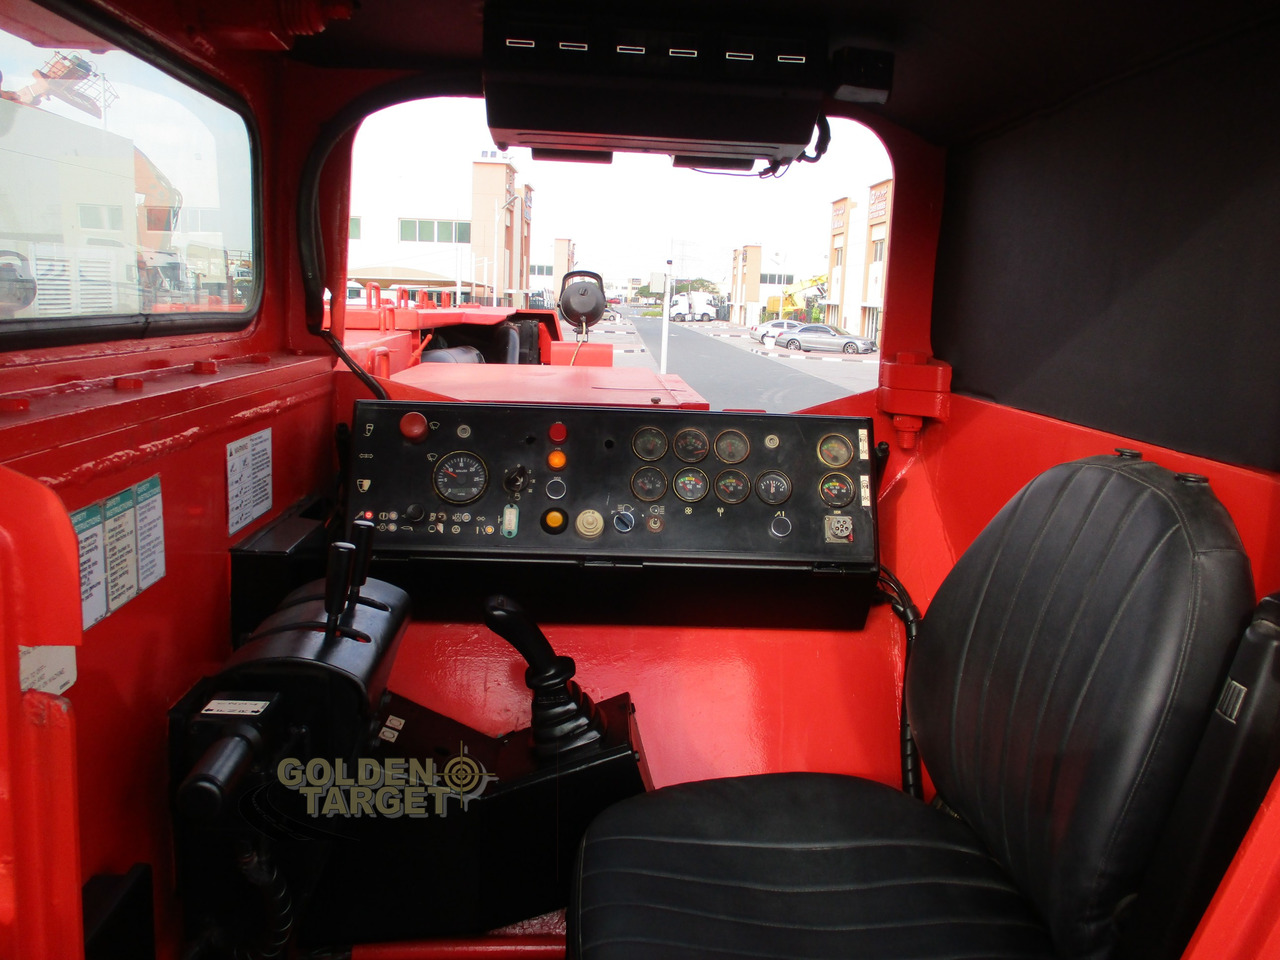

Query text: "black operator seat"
[569, 454, 1254, 960]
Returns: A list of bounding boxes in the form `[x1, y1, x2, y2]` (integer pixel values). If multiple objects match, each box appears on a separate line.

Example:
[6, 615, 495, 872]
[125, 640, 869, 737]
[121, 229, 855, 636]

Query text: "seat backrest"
[906, 454, 1253, 959]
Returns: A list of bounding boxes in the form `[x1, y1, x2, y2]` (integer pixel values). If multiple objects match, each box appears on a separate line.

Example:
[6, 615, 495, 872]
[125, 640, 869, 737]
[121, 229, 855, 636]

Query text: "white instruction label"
[135, 475, 166, 590]
[73, 504, 108, 629]
[228, 428, 273, 535]
[18, 645, 77, 694]
[201, 698, 271, 716]
[73, 475, 166, 628]
[104, 488, 139, 611]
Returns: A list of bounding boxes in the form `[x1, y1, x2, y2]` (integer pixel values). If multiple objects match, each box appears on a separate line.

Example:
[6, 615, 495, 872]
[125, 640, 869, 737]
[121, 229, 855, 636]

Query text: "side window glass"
[0, 2, 256, 340]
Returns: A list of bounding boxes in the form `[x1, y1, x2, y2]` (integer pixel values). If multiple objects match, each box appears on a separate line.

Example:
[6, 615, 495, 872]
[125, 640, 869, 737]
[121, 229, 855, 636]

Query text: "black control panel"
[348, 401, 878, 573]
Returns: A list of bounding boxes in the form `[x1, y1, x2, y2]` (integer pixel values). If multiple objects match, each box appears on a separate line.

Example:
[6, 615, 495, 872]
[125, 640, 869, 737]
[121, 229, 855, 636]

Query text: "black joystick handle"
[346, 520, 376, 614]
[483, 594, 605, 758]
[324, 541, 355, 639]
[484, 594, 568, 683]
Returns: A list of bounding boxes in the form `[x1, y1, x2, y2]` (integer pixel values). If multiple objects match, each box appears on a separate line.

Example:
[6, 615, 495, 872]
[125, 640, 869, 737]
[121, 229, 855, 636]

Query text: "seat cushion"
[571, 773, 1054, 960]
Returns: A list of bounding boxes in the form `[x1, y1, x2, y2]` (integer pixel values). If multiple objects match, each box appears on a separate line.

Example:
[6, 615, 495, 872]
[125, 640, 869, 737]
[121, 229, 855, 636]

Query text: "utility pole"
[660, 259, 672, 375]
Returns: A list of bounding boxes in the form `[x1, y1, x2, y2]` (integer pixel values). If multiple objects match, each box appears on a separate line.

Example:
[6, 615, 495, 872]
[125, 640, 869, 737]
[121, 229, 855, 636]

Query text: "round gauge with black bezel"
[433, 451, 489, 504]
[755, 470, 792, 505]
[714, 469, 751, 504]
[631, 465, 668, 502]
[673, 427, 710, 463]
[819, 472, 856, 508]
[714, 429, 750, 464]
[673, 467, 709, 502]
[817, 433, 854, 468]
[632, 426, 669, 461]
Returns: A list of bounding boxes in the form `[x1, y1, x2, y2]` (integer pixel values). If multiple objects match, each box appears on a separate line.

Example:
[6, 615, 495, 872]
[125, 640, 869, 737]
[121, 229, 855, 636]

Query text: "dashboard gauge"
[632, 426, 669, 461]
[673, 427, 710, 463]
[630, 466, 668, 502]
[714, 469, 751, 504]
[433, 451, 488, 504]
[673, 468, 709, 502]
[755, 470, 792, 505]
[819, 472, 856, 508]
[714, 429, 750, 464]
[818, 433, 854, 468]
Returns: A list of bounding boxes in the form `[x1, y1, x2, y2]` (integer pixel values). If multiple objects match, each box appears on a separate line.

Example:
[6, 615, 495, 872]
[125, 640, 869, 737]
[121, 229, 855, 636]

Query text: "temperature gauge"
[755, 470, 792, 505]
[632, 426, 668, 461]
[818, 433, 854, 468]
[433, 452, 489, 504]
[819, 472, 855, 507]
[714, 429, 750, 464]
[714, 469, 750, 504]
[630, 466, 668, 502]
[673, 428, 710, 463]
[673, 468, 709, 502]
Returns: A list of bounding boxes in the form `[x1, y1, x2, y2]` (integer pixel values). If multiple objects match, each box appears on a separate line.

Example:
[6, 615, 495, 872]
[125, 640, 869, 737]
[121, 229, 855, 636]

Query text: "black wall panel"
[931, 22, 1280, 470]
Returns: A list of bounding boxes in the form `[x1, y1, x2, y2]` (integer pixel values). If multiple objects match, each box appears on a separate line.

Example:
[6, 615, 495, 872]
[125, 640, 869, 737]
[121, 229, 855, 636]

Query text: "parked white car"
[753, 318, 804, 344]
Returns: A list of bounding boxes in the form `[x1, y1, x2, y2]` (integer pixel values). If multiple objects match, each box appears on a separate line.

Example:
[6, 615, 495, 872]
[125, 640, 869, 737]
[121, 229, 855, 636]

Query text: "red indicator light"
[364, 511, 374, 519]
[549, 422, 568, 443]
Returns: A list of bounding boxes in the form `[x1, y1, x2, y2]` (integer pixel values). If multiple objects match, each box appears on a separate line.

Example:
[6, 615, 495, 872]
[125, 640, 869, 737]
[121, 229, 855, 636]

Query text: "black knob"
[178, 734, 254, 822]
[347, 520, 375, 611]
[504, 464, 530, 493]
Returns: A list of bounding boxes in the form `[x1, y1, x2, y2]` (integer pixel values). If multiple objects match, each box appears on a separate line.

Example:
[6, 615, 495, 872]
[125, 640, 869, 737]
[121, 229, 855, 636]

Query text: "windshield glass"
[0, 1, 255, 334]
[349, 98, 892, 411]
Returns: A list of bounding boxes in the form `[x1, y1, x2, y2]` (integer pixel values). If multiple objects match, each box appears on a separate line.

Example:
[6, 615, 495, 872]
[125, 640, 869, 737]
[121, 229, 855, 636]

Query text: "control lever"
[345, 519, 376, 616]
[483, 595, 605, 758]
[324, 541, 355, 640]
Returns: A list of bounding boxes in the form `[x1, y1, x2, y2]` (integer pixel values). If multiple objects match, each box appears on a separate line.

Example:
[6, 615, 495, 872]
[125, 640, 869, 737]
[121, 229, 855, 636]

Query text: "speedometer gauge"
[433, 452, 488, 504]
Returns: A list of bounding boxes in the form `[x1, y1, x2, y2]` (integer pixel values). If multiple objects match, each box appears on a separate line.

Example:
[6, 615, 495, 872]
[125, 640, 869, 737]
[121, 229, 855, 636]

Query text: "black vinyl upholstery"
[569, 455, 1253, 960]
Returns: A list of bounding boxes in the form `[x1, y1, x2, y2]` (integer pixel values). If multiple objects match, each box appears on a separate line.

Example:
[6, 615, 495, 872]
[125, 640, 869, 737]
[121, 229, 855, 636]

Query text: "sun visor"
[483, 4, 891, 167]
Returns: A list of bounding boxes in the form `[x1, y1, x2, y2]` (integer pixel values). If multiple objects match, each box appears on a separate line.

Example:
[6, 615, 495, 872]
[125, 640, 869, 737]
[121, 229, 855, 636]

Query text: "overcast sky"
[353, 97, 892, 289]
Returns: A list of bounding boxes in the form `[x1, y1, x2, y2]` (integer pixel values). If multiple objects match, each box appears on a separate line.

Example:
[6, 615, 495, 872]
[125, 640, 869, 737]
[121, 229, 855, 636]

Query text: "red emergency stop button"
[549, 421, 568, 443]
[399, 412, 429, 441]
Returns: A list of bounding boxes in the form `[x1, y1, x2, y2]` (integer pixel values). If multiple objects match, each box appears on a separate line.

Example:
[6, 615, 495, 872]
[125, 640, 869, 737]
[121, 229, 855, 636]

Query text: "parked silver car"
[751, 318, 804, 343]
[775, 324, 877, 354]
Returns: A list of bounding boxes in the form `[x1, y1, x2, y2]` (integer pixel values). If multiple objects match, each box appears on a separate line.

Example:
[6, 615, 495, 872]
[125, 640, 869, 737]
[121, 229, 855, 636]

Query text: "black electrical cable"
[877, 566, 923, 799]
[321, 328, 389, 401]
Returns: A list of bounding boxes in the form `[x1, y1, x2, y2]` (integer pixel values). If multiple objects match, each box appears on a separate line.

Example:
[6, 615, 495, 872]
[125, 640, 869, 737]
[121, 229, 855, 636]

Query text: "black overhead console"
[483, 1, 892, 169]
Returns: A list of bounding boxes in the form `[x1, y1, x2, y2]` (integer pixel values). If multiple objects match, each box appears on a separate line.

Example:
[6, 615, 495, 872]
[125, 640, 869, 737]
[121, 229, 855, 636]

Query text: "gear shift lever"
[483, 594, 605, 758]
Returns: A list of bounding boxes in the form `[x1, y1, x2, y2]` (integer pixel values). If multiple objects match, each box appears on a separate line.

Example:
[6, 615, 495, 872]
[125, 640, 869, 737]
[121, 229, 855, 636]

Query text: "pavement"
[580, 316, 881, 388]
